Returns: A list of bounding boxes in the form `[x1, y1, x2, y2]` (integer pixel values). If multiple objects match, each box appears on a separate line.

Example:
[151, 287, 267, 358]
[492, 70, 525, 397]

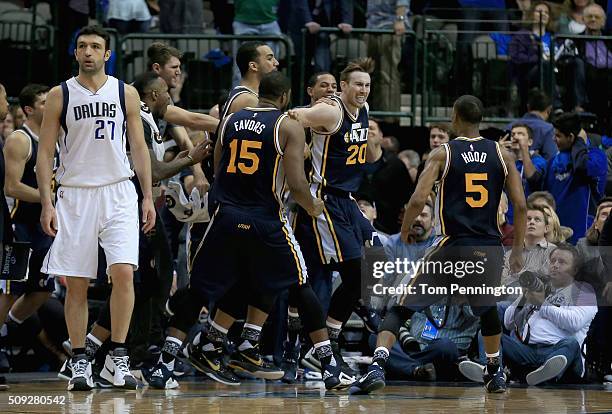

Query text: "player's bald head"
[453, 95, 484, 125]
[259, 71, 291, 101]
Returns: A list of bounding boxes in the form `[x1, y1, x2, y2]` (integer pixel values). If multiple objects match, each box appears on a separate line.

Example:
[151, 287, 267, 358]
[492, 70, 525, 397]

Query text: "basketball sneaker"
[483, 366, 507, 393]
[147, 361, 179, 389]
[67, 355, 94, 391]
[348, 363, 386, 395]
[58, 358, 73, 381]
[228, 345, 284, 380]
[280, 340, 300, 384]
[458, 360, 485, 383]
[186, 342, 240, 386]
[302, 344, 356, 387]
[526, 355, 567, 386]
[99, 348, 138, 389]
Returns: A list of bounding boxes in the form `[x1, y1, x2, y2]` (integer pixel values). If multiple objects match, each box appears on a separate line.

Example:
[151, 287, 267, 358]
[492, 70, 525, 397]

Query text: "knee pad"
[480, 306, 502, 337]
[248, 290, 277, 315]
[216, 288, 247, 320]
[379, 306, 413, 337]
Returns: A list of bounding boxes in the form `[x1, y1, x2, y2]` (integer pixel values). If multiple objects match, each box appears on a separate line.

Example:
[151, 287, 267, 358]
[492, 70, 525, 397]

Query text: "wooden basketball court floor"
[1, 373, 612, 414]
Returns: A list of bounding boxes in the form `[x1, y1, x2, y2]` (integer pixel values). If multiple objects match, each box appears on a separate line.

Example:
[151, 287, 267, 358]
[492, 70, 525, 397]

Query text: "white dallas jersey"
[56, 76, 133, 187]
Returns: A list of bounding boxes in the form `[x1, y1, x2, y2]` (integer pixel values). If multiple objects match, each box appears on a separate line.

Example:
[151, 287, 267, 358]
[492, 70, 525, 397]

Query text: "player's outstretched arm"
[287, 101, 341, 132]
[164, 106, 220, 133]
[125, 84, 156, 232]
[36, 85, 62, 236]
[281, 117, 323, 217]
[400, 146, 445, 243]
[501, 146, 527, 273]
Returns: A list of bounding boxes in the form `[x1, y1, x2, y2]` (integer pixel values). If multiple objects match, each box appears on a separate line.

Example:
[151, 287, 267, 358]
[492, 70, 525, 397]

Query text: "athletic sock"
[238, 323, 262, 352]
[313, 340, 336, 367]
[372, 346, 390, 368]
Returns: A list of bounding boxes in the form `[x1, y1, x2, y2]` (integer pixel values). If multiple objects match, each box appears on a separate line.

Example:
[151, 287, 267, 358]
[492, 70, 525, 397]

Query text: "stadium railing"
[420, 12, 554, 126]
[552, 34, 612, 135]
[299, 27, 418, 125]
[0, 17, 54, 96]
[118, 33, 293, 112]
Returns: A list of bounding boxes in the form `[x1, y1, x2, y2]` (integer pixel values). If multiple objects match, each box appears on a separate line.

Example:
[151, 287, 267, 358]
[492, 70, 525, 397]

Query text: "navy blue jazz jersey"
[214, 108, 289, 213]
[295, 97, 377, 265]
[10, 127, 58, 224]
[438, 137, 508, 239]
[2, 126, 58, 296]
[190, 107, 308, 302]
[310, 95, 369, 194]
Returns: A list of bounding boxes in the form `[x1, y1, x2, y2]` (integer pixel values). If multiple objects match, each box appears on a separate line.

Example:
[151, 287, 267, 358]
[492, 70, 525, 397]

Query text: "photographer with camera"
[504, 245, 597, 385]
[461, 245, 597, 385]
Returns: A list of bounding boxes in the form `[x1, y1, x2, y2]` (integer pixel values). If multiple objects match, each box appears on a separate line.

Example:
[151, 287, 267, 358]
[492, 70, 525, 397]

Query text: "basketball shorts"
[42, 180, 139, 279]
[190, 204, 308, 303]
[294, 191, 379, 265]
[397, 236, 504, 313]
[0, 221, 54, 296]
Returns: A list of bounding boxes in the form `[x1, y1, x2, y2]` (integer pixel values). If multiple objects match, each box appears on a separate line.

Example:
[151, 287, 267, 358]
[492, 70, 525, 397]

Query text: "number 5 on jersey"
[227, 139, 262, 174]
[465, 173, 488, 208]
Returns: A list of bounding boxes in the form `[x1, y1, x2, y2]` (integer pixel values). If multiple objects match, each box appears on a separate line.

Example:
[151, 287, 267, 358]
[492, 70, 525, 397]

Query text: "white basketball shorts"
[42, 180, 139, 279]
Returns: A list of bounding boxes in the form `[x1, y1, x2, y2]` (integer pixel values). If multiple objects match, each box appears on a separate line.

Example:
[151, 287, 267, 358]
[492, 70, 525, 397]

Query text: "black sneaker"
[92, 364, 113, 389]
[353, 305, 382, 334]
[484, 366, 507, 393]
[187, 342, 240, 385]
[349, 364, 385, 395]
[58, 358, 72, 381]
[413, 363, 437, 381]
[67, 356, 94, 391]
[228, 345, 284, 380]
[321, 362, 346, 390]
[280, 341, 300, 384]
[331, 341, 358, 386]
[147, 361, 179, 389]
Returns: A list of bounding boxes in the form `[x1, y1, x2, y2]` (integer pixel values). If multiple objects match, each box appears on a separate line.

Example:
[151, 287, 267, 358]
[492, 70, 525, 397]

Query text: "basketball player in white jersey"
[36, 25, 155, 391]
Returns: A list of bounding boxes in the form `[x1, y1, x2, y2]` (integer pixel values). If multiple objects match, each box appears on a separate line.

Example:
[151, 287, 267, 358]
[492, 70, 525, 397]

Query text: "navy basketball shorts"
[0, 221, 54, 296]
[189, 205, 308, 303]
[294, 193, 378, 265]
[397, 236, 504, 314]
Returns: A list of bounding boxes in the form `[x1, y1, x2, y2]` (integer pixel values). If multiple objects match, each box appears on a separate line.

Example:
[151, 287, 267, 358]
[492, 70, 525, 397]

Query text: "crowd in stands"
[0, 0, 611, 389]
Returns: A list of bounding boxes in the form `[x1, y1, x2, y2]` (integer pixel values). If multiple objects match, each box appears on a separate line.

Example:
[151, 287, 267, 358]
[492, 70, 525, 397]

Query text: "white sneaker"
[67, 357, 94, 391]
[458, 360, 486, 383]
[526, 355, 567, 386]
[301, 347, 321, 371]
[99, 349, 138, 389]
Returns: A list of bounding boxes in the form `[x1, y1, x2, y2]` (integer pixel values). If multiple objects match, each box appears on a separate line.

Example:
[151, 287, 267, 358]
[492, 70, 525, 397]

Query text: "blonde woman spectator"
[558, 0, 595, 34]
[543, 205, 573, 243]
